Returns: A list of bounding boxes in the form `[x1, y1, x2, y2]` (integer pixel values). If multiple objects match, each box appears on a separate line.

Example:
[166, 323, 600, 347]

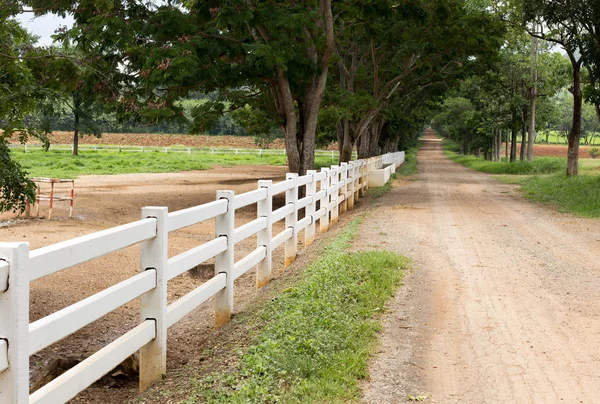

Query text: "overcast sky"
[16, 13, 74, 46]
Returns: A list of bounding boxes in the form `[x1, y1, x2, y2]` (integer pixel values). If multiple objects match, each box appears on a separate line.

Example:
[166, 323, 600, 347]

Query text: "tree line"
[3, 0, 600, 213]
[432, 0, 600, 175]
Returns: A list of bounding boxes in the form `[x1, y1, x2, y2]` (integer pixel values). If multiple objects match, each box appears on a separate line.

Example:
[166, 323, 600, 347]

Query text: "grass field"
[183, 218, 408, 403]
[443, 140, 600, 218]
[12, 149, 338, 178]
[534, 131, 600, 146]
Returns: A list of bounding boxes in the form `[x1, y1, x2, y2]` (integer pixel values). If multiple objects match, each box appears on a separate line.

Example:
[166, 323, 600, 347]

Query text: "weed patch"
[185, 219, 408, 403]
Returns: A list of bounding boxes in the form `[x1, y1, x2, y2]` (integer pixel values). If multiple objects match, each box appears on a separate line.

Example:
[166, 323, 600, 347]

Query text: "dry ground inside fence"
[1, 164, 360, 401]
[359, 134, 600, 403]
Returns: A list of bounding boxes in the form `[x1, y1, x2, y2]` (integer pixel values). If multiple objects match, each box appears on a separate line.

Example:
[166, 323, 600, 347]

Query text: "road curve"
[359, 133, 600, 403]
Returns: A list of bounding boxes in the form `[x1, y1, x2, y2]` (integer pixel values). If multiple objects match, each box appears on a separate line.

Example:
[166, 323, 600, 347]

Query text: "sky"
[15, 13, 74, 46]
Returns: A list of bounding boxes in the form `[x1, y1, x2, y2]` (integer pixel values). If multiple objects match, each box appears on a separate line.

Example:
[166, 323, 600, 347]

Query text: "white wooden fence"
[0, 151, 404, 403]
[8, 143, 356, 159]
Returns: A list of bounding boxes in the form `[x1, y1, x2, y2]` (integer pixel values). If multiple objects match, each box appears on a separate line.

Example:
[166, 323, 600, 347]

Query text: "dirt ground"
[510, 143, 597, 158]
[359, 133, 600, 403]
[0, 164, 316, 401]
[9, 131, 337, 150]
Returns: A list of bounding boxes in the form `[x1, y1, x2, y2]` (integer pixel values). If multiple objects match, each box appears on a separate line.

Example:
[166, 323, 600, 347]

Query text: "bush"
[589, 147, 600, 159]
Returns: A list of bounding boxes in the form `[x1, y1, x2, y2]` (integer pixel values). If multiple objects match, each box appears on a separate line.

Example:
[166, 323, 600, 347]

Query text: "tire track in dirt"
[359, 134, 600, 403]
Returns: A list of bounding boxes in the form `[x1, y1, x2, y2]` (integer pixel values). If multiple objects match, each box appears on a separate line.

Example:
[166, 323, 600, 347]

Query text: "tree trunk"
[510, 115, 518, 163]
[73, 94, 81, 156]
[527, 34, 538, 161]
[497, 129, 502, 161]
[567, 62, 583, 176]
[265, 0, 334, 175]
[339, 121, 354, 163]
[505, 129, 509, 162]
[520, 105, 527, 161]
[492, 131, 497, 161]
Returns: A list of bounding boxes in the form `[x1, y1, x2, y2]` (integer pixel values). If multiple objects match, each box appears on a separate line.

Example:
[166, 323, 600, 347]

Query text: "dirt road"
[359, 134, 600, 403]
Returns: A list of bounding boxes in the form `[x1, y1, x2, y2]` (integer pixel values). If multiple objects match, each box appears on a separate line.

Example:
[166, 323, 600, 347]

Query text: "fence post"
[25, 145, 28, 153]
[139, 207, 168, 392]
[215, 190, 235, 327]
[188, 148, 191, 155]
[340, 162, 348, 214]
[330, 165, 339, 225]
[305, 170, 317, 246]
[347, 163, 355, 210]
[319, 167, 330, 233]
[285, 173, 298, 268]
[256, 181, 272, 288]
[0, 243, 30, 404]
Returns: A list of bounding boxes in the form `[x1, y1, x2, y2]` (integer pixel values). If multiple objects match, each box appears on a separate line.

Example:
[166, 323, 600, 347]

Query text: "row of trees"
[433, 0, 600, 176]
[2, 0, 507, 212]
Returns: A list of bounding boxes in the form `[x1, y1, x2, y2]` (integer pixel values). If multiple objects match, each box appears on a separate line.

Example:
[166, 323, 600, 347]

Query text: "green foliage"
[186, 218, 408, 403]
[11, 149, 338, 178]
[0, 142, 35, 213]
[589, 147, 600, 159]
[0, 14, 43, 212]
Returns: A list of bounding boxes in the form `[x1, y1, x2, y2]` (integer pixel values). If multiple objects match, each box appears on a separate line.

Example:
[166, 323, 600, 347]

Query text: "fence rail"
[8, 143, 356, 158]
[0, 151, 404, 403]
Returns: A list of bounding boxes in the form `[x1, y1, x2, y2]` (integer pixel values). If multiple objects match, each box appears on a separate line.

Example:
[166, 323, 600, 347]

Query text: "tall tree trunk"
[264, 0, 334, 175]
[510, 114, 518, 163]
[505, 129, 509, 162]
[339, 121, 354, 162]
[336, 120, 343, 155]
[567, 62, 583, 176]
[527, 34, 538, 161]
[520, 105, 527, 161]
[72, 94, 81, 156]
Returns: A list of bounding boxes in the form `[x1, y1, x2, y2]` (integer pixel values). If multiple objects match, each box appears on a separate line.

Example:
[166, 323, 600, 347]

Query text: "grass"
[11, 149, 338, 178]
[443, 139, 600, 218]
[371, 174, 396, 198]
[499, 174, 600, 218]
[397, 147, 418, 176]
[185, 218, 408, 403]
[443, 140, 565, 175]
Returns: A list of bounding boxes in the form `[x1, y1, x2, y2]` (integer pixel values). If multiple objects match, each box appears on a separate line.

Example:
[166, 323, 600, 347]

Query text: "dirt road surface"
[359, 134, 600, 403]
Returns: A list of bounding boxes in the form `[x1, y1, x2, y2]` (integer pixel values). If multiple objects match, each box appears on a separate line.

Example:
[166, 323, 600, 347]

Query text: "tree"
[329, 0, 504, 161]
[519, 0, 588, 175]
[0, 10, 44, 213]
[26, 44, 110, 155]
[27, 0, 335, 174]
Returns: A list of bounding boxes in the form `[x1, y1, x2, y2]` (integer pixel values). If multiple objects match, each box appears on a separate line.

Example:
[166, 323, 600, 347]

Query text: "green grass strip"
[442, 140, 565, 175]
[397, 146, 418, 177]
[501, 174, 600, 218]
[186, 218, 408, 403]
[11, 150, 338, 178]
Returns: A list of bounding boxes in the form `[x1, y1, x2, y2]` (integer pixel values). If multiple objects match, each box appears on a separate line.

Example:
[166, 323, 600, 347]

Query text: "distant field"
[534, 131, 600, 146]
[12, 149, 338, 178]
[10, 132, 292, 149]
[508, 143, 599, 159]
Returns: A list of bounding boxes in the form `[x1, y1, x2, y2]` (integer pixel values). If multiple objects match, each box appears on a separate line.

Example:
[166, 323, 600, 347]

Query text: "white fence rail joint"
[0, 150, 404, 403]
